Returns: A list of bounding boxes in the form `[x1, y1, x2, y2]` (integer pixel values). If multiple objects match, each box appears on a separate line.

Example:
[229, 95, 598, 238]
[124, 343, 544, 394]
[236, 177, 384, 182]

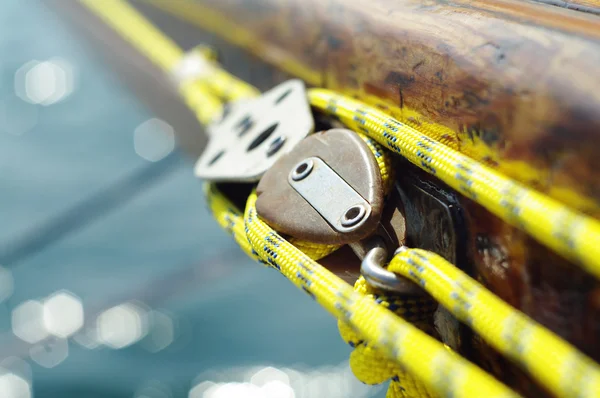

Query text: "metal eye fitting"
[359, 237, 422, 294]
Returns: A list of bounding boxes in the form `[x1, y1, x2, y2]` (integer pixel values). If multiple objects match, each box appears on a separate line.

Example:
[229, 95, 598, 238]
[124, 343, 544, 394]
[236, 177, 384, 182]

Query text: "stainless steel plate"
[194, 79, 314, 182]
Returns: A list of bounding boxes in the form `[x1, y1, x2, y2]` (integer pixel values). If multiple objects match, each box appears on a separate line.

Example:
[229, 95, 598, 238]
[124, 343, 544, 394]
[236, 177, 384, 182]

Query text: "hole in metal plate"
[297, 163, 308, 174]
[247, 123, 278, 152]
[341, 204, 367, 227]
[266, 136, 286, 157]
[208, 150, 225, 166]
[235, 115, 254, 136]
[274, 88, 292, 105]
[290, 159, 314, 181]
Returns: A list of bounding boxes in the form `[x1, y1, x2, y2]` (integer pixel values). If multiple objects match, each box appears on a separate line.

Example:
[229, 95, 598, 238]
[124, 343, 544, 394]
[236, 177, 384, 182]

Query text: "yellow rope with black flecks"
[80, 1, 600, 396]
[388, 248, 600, 397]
[209, 185, 518, 397]
[308, 90, 600, 280]
[338, 277, 440, 398]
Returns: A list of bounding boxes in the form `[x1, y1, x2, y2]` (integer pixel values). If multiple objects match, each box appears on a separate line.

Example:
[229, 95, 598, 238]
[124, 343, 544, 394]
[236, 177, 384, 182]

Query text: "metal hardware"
[394, 167, 466, 350]
[290, 159, 314, 181]
[341, 204, 367, 228]
[195, 79, 314, 182]
[256, 129, 384, 245]
[266, 136, 286, 157]
[395, 167, 465, 265]
[288, 157, 372, 234]
[359, 237, 423, 294]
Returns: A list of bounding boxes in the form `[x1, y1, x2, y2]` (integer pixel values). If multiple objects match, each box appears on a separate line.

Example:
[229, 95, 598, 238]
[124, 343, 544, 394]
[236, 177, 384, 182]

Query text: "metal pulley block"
[194, 79, 314, 182]
[256, 129, 385, 245]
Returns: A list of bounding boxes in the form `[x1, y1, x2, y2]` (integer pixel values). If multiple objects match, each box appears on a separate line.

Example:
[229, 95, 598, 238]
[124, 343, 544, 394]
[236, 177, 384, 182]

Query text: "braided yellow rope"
[223, 187, 518, 397]
[338, 278, 439, 398]
[389, 249, 600, 397]
[309, 90, 600, 280]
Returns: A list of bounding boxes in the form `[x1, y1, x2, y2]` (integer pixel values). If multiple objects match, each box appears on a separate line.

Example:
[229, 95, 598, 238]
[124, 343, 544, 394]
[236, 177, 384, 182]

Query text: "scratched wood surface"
[58, 0, 600, 395]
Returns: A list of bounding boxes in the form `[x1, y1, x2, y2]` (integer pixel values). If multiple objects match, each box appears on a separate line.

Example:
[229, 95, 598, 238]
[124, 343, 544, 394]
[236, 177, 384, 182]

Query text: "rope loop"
[338, 277, 439, 397]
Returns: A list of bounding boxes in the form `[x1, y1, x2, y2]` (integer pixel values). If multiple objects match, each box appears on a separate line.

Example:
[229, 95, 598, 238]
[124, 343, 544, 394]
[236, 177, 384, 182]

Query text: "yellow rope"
[81, 0, 222, 125]
[389, 248, 600, 397]
[338, 278, 439, 398]
[308, 90, 600, 280]
[81, 0, 182, 70]
[217, 187, 518, 398]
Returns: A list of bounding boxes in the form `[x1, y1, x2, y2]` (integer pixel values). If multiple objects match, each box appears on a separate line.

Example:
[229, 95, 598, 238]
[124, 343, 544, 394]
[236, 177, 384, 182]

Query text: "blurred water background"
[0, 1, 385, 397]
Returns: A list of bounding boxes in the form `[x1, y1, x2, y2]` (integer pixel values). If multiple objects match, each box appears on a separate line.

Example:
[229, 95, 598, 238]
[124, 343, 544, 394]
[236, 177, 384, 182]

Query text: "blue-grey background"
[0, 1, 386, 397]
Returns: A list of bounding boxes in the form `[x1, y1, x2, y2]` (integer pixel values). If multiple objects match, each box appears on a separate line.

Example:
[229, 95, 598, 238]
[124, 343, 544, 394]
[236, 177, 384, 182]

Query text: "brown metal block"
[256, 129, 384, 244]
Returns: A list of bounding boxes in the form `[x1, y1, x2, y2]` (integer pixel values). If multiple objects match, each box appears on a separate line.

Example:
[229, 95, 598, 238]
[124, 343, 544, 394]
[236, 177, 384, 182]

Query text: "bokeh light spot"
[142, 311, 175, 353]
[261, 380, 295, 398]
[0, 373, 31, 398]
[133, 118, 175, 162]
[29, 337, 69, 368]
[0, 358, 31, 383]
[250, 367, 290, 388]
[191, 363, 376, 398]
[11, 300, 48, 344]
[208, 382, 263, 398]
[15, 58, 75, 106]
[134, 380, 173, 398]
[188, 381, 215, 398]
[96, 302, 148, 349]
[43, 290, 84, 338]
[0, 266, 14, 302]
[73, 326, 100, 350]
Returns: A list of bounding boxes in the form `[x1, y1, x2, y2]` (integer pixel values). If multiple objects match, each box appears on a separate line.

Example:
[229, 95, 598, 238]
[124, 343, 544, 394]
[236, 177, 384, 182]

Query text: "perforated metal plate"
[194, 79, 314, 182]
